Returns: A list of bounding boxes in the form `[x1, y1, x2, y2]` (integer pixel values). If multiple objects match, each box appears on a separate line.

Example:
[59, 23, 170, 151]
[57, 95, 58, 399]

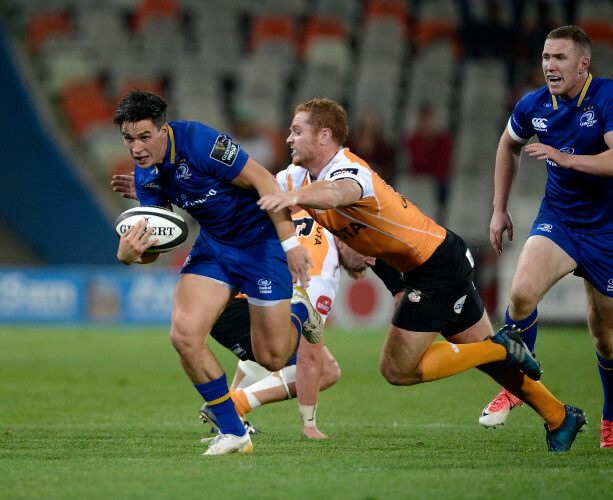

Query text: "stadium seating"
[412, 0, 460, 48]
[3, 0, 612, 251]
[38, 39, 99, 97]
[58, 80, 115, 137]
[27, 10, 71, 51]
[130, 0, 182, 33]
[292, 16, 351, 107]
[401, 39, 458, 133]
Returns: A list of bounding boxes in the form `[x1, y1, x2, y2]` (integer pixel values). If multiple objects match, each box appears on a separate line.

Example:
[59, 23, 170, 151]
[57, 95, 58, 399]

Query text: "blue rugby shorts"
[181, 232, 293, 302]
[530, 203, 613, 297]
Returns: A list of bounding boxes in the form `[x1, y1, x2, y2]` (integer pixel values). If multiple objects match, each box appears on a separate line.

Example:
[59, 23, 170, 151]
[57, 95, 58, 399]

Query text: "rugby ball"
[114, 206, 189, 253]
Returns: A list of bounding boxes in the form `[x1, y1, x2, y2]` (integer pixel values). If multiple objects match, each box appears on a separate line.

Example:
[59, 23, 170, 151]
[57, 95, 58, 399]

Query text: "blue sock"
[506, 306, 538, 353]
[291, 302, 308, 335]
[194, 374, 245, 436]
[596, 352, 613, 421]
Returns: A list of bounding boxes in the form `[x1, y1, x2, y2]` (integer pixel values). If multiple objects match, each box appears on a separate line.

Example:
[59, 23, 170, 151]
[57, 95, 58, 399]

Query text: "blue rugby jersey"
[134, 120, 277, 247]
[508, 74, 613, 233]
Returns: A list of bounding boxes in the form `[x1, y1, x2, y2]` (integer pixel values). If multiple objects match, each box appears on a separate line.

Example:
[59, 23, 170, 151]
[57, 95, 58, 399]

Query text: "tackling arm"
[258, 178, 362, 213]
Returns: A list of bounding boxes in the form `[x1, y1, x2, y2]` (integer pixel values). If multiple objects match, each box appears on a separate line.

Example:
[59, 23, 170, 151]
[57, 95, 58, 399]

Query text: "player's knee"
[593, 335, 613, 359]
[169, 314, 203, 355]
[509, 281, 540, 315]
[320, 359, 341, 390]
[253, 351, 286, 372]
[169, 326, 193, 355]
[379, 358, 420, 386]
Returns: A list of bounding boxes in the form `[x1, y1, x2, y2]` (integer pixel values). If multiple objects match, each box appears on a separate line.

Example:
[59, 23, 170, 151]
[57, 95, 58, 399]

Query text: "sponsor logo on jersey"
[329, 168, 358, 179]
[546, 147, 574, 168]
[316, 295, 332, 315]
[258, 278, 272, 294]
[210, 135, 239, 166]
[330, 222, 367, 239]
[532, 117, 548, 131]
[180, 189, 217, 208]
[407, 290, 422, 303]
[230, 343, 247, 358]
[536, 223, 553, 232]
[143, 182, 161, 190]
[453, 295, 467, 314]
[579, 109, 597, 128]
[608, 278, 613, 293]
[176, 163, 192, 179]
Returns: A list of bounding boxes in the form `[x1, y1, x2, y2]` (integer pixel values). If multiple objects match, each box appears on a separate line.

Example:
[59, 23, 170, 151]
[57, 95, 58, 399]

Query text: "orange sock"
[230, 388, 251, 418]
[492, 371, 566, 430]
[421, 340, 506, 382]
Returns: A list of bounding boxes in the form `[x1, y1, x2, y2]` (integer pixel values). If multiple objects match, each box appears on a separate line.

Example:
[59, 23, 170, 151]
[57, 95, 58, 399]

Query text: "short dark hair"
[547, 25, 591, 58]
[114, 89, 167, 129]
[294, 98, 349, 146]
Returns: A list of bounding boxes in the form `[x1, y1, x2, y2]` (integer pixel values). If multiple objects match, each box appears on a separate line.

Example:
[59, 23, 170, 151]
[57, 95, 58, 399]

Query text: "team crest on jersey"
[580, 109, 597, 128]
[211, 135, 239, 166]
[176, 163, 192, 179]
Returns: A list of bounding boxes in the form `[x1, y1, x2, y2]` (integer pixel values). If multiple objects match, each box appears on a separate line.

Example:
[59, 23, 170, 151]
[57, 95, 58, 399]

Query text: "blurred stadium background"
[1, 0, 611, 327]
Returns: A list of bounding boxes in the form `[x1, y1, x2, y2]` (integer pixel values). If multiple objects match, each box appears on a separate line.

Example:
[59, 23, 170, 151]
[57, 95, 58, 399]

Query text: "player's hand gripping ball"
[114, 206, 188, 253]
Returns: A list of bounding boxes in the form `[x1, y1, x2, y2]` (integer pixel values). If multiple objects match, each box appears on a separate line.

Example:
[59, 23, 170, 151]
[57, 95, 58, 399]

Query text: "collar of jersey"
[151, 124, 177, 171]
[316, 148, 346, 181]
[167, 125, 177, 164]
[551, 72, 592, 110]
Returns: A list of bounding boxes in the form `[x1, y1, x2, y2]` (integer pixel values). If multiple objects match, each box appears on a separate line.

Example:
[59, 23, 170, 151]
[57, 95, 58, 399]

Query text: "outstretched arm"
[258, 178, 362, 213]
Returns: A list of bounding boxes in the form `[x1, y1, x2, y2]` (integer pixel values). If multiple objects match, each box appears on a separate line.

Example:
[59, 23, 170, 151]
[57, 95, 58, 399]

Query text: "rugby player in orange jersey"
[258, 98, 584, 451]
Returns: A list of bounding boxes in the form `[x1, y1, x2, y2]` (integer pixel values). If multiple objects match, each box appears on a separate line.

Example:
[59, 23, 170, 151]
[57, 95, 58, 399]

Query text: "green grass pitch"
[1, 324, 612, 499]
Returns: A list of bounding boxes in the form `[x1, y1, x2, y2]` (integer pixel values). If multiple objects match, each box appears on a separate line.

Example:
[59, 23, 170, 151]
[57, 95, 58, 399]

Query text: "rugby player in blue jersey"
[481, 25, 613, 449]
[113, 89, 323, 455]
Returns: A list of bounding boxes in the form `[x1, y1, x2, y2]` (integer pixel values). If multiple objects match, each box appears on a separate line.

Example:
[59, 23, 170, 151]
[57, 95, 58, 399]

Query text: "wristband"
[298, 403, 317, 427]
[281, 236, 300, 252]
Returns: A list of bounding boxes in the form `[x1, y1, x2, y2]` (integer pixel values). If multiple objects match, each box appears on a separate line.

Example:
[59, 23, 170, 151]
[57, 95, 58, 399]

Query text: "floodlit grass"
[1, 324, 612, 499]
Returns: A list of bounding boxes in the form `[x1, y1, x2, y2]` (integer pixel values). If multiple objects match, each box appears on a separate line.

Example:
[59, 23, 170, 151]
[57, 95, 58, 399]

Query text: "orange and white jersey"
[276, 148, 446, 272]
[292, 209, 339, 320]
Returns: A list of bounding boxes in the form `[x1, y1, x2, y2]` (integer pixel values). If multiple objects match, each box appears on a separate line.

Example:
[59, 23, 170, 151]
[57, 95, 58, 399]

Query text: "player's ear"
[320, 128, 331, 143]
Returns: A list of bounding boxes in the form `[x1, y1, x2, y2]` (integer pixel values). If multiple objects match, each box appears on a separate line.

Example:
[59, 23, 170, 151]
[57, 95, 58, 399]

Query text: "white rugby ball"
[114, 206, 189, 253]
